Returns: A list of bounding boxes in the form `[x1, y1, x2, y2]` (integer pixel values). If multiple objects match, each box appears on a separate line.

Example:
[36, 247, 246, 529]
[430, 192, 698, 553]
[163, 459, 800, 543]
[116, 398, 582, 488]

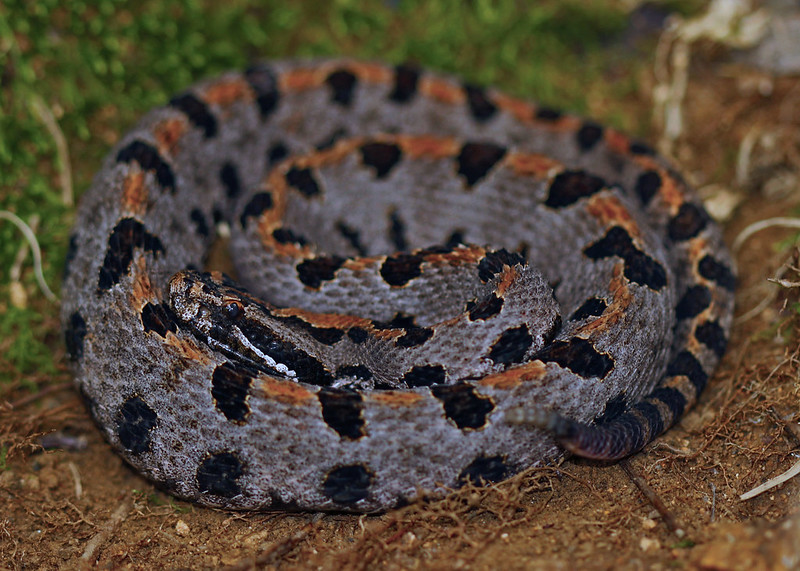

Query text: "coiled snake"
[61, 60, 735, 512]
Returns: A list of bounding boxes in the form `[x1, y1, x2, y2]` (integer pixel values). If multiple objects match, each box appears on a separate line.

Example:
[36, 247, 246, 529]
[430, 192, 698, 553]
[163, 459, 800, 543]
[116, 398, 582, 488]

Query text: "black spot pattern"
[463, 84, 497, 121]
[140, 302, 178, 337]
[268, 142, 289, 165]
[698, 255, 736, 291]
[488, 325, 533, 365]
[650, 386, 687, 422]
[387, 210, 408, 252]
[593, 393, 628, 424]
[98, 218, 165, 292]
[239, 192, 273, 228]
[65, 311, 87, 361]
[117, 396, 158, 454]
[326, 69, 357, 106]
[189, 208, 210, 238]
[296, 256, 346, 289]
[583, 226, 667, 290]
[322, 464, 372, 504]
[576, 122, 604, 151]
[695, 320, 727, 357]
[402, 364, 446, 387]
[116, 141, 175, 191]
[313, 128, 345, 151]
[63, 234, 78, 279]
[545, 171, 607, 208]
[380, 252, 423, 287]
[534, 337, 614, 378]
[169, 93, 217, 137]
[244, 64, 280, 118]
[220, 162, 241, 198]
[457, 142, 507, 186]
[211, 361, 255, 423]
[569, 297, 607, 321]
[477, 249, 524, 282]
[667, 202, 709, 241]
[336, 220, 367, 256]
[666, 350, 708, 394]
[635, 170, 662, 205]
[318, 387, 365, 440]
[396, 326, 434, 348]
[286, 167, 321, 197]
[197, 452, 244, 497]
[390, 64, 420, 103]
[431, 383, 494, 430]
[360, 141, 402, 178]
[535, 107, 563, 121]
[675, 285, 712, 319]
[347, 327, 368, 344]
[336, 365, 373, 381]
[631, 400, 664, 436]
[629, 141, 656, 156]
[273, 227, 308, 247]
[458, 455, 510, 486]
[276, 315, 344, 346]
[467, 294, 504, 321]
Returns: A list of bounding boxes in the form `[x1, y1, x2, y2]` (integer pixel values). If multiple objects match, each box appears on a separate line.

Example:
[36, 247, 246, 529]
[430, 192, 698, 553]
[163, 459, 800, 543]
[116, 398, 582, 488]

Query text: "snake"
[61, 59, 735, 512]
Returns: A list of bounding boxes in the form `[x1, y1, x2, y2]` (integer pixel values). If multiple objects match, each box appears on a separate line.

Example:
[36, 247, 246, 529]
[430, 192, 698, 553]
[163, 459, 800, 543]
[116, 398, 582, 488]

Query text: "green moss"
[0, 0, 648, 386]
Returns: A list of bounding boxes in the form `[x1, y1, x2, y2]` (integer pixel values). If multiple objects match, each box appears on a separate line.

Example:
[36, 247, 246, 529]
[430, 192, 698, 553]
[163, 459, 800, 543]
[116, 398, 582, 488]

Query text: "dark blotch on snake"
[396, 326, 434, 348]
[360, 141, 402, 179]
[239, 192, 273, 228]
[534, 337, 614, 379]
[347, 327, 369, 344]
[629, 141, 656, 156]
[211, 361, 255, 423]
[388, 209, 408, 252]
[272, 227, 309, 247]
[402, 364, 446, 387]
[286, 166, 321, 198]
[380, 252, 423, 287]
[98, 218, 165, 292]
[390, 64, 420, 103]
[116, 140, 175, 192]
[635, 170, 662, 206]
[268, 141, 289, 165]
[477, 249, 524, 283]
[698, 255, 736, 291]
[189, 208, 210, 238]
[116, 396, 158, 454]
[322, 464, 373, 504]
[675, 285, 712, 319]
[535, 107, 563, 121]
[169, 93, 217, 138]
[463, 84, 497, 121]
[336, 365, 373, 382]
[695, 320, 728, 357]
[140, 302, 178, 338]
[545, 170, 607, 208]
[220, 162, 241, 198]
[467, 293, 504, 321]
[65, 311, 87, 362]
[325, 69, 358, 106]
[336, 220, 367, 256]
[666, 350, 709, 394]
[489, 325, 533, 365]
[197, 452, 245, 498]
[569, 297, 607, 321]
[457, 142, 507, 187]
[244, 64, 280, 118]
[458, 455, 510, 486]
[668, 203, 709, 241]
[576, 122, 604, 151]
[431, 383, 494, 430]
[584, 226, 667, 291]
[318, 388, 365, 440]
[296, 255, 346, 289]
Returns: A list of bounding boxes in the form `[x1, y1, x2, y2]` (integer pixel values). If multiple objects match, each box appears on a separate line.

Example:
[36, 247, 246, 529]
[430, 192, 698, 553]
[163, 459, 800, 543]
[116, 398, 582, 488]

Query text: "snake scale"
[61, 59, 735, 512]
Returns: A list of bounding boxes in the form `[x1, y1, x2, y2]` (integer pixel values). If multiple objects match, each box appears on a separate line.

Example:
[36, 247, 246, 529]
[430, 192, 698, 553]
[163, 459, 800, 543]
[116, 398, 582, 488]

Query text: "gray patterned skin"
[61, 60, 735, 512]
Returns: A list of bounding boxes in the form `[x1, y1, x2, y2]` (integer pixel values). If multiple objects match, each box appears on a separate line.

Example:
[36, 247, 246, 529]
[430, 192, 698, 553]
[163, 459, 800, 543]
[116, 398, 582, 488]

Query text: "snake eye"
[224, 300, 244, 320]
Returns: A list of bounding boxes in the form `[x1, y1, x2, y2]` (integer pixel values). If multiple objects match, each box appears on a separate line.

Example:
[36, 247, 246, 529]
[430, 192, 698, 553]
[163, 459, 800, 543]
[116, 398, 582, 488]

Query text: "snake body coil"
[62, 60, 735, 512]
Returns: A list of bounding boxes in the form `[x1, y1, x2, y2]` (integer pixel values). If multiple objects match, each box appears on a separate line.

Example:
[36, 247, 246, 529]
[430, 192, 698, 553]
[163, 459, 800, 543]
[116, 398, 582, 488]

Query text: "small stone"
[175, 520, 190, 536]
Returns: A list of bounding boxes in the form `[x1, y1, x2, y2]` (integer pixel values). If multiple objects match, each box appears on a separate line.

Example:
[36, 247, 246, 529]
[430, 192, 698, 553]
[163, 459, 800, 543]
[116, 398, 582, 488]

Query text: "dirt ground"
[3, 22, 800, 571]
